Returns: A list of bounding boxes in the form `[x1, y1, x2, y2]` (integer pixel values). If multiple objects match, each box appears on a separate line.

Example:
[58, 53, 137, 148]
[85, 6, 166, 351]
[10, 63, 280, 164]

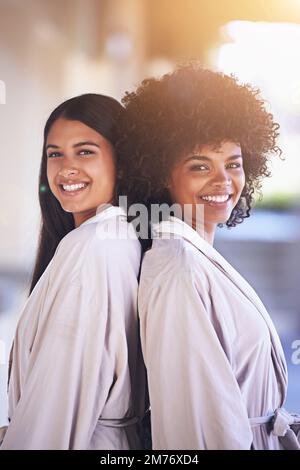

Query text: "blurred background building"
[0, 0, 299, 425]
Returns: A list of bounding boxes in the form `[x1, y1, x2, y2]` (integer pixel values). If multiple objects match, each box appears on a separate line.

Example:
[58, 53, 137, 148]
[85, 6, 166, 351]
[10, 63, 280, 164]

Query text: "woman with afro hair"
[116, 64, 300, 450]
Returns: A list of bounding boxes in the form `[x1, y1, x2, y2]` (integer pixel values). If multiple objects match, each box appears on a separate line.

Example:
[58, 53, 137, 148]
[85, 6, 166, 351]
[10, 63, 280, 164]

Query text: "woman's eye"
[47, 152, 61, 158]
[78, 149, 94, 156]
[189, 164, 208, 171]
[227, 163, 241, 169]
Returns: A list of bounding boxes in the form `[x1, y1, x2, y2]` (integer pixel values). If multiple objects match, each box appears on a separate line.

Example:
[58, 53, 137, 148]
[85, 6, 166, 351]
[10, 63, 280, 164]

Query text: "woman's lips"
[199, 194, 233, 207]
[58, 182, 90, 197]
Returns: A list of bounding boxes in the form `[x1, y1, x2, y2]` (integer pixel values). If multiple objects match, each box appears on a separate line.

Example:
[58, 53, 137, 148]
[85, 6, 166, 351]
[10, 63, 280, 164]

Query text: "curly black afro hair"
[116, 63, 281, 227]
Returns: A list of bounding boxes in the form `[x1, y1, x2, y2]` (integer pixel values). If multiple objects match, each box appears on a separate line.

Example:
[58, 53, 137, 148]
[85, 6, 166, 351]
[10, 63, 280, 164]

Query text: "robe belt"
[0, 417, 139, 446]
[249, 408, 300, 450]
[97, 416, 139, 428]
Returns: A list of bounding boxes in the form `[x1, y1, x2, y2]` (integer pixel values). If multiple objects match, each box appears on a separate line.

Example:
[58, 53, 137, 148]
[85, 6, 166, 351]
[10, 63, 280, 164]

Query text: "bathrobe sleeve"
[1, 233, 138, 450]
[140, 269, 253, 450]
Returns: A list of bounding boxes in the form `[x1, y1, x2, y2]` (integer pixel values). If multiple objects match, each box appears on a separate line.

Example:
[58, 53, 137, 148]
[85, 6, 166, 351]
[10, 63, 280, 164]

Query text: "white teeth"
[62, 183, 87, 192]
[201, 194, 230, 203]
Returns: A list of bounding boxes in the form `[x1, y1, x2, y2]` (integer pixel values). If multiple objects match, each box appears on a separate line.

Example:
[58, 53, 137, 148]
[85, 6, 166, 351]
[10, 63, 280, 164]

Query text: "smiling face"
[168, 141, 246, 239]
[46, 118, 116, 227]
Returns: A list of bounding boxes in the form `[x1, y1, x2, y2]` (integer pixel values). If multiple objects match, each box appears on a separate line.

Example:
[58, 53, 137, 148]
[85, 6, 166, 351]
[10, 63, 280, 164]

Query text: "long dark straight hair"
[29, 93, 124, 294]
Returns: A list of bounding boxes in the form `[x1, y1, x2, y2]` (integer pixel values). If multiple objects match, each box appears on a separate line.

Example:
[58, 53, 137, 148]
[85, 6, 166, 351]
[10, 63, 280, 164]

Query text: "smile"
[59, 182, 89, 195]
[200, 194, 232, 203]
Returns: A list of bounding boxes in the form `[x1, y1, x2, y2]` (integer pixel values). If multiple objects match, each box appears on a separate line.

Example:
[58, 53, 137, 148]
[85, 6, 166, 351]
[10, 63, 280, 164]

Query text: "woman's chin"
[60, 202, 80, 214]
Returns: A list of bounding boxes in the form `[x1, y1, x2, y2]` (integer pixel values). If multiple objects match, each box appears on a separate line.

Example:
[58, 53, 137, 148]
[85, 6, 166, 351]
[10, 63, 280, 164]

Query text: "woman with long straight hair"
[0, 94, 145, 450]
[117, 65, 300, 450]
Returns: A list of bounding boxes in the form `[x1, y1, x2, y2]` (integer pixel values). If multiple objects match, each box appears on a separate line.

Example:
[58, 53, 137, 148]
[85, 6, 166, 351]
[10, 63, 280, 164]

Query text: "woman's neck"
[73, 209, 97, 228]
[192, 219, 216, 245]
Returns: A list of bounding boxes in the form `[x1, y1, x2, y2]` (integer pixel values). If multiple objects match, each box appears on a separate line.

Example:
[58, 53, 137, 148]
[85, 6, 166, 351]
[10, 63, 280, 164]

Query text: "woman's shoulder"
[58, 216, 138, 252]
[53, 218, 141, 280]
[141, 237, 211, 285]
[55, 223, 97, 260]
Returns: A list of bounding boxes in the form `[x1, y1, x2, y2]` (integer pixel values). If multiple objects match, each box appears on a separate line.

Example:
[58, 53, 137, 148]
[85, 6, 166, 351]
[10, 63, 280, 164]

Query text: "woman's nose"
[58, 167, 79, 178]
[212, 169, 232, 187]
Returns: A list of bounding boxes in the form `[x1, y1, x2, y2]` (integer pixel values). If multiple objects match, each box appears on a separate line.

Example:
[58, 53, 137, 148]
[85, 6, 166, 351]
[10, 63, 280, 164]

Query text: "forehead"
[46, 118, 102, 144]
[191, 141, 242, 157]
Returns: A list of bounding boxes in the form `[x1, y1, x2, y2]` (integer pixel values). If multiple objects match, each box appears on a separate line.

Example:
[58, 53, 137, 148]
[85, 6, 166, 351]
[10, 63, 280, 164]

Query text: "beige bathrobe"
[138, 217, 299, 450]
[0, 205, 145, 450]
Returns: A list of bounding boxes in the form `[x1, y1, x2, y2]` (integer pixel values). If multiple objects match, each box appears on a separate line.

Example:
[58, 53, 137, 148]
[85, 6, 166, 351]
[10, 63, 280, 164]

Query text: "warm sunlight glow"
[216, 21, 300, 197]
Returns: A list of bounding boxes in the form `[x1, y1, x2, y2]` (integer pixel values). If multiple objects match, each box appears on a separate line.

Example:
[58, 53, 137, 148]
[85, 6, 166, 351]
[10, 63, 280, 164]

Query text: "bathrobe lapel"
[153, 217, 288, 400]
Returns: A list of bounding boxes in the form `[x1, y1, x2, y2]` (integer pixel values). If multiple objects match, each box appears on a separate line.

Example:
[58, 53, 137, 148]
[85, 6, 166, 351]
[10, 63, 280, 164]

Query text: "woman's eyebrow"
[46, 144, 60, 150]
[46, 141, 100, 151]
[73, 141, 100, 148]
[184, 154, 243, 163]
[184, 155, 211, 163]
[226, 154, 243, 161]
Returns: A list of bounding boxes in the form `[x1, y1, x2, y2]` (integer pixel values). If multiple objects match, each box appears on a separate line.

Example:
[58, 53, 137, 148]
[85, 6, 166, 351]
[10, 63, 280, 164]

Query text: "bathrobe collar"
[80, 204, 126, 227]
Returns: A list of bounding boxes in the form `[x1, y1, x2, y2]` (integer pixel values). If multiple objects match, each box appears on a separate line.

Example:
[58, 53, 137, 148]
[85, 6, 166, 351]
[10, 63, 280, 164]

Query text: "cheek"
[90, 159, 116, 189]
[240, 172, 246, 191]
[46, 163, 56, 188]
[234, 171, 246, 192]
[169, 174, 203, 204]
[180, 174, 205, 195]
